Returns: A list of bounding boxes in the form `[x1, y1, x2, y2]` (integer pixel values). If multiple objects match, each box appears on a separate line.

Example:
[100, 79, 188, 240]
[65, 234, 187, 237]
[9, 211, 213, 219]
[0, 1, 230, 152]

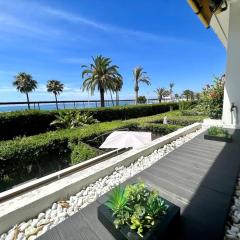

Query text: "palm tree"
[155, 88, 167, 103]
[112, 77, 123, 106]
[190, 91, 195, 101]
[81, 55, 122, 107]
[169, 83, 174, 100]
[47, 80, 64, 110]
[133, 67, 150, 104]
[13, 72, 37, 110]
[183, 89, 192, 101]
[195, 92, 201, 101]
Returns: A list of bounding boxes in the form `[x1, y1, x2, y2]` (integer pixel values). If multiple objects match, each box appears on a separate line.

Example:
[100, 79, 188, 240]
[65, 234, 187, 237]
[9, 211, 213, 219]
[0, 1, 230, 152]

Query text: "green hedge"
[0, 121, 137, 182]
[0, 110, 56, 140]
[0, 109, 204, 191]
[137, 123, 182, 135]
[0, 102, 179, 140]
[70, 143, 101, 165]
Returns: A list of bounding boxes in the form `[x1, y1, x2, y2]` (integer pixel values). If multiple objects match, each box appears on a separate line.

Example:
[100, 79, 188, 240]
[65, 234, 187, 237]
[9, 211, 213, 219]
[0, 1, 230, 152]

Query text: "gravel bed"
[0, 127, 204, 240]
[225, 175, 240, 240]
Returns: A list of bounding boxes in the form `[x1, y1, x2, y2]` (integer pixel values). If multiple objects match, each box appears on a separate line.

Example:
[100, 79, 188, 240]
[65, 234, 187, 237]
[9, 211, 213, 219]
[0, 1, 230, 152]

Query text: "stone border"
[0, 122, 202, 235]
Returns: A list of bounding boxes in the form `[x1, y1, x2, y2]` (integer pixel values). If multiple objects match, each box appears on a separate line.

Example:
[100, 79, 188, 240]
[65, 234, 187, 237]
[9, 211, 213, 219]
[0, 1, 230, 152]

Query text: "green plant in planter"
[105, 182, 168, 238]
[105, 186, 131, 228]
[208, 126, 230, 138]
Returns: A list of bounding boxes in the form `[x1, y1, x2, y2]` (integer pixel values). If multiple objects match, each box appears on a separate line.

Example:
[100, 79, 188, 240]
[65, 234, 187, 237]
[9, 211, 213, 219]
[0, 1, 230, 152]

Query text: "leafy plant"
[50, 111, 98, 129]
[70, 143, 100, 165]
[201, 76, 224, 119]
[137, 96, 147, 104]
[208, 126, 230, 138]
[105, 182, 168, 238]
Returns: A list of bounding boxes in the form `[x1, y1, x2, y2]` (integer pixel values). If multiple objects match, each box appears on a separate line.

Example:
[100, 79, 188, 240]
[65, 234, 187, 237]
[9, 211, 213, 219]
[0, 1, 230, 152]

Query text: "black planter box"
[98, 198, 180, 240]
[204, 134, 232, 143]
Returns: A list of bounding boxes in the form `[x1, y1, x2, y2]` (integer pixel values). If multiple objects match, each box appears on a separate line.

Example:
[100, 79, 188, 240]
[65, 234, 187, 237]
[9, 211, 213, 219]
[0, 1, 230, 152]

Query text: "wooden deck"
[38, 130, 240, 240]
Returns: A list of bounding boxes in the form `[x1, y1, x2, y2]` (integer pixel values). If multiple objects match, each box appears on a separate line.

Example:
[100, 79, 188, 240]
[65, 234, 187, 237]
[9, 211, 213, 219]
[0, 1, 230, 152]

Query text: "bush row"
[0, 121, 137, 183]
[0, 102, 179, 140]
[0, 109, 204, 191]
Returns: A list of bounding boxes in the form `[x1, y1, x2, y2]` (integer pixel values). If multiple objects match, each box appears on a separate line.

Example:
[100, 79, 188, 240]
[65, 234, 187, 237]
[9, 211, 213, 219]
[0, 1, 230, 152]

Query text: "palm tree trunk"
[26, 92, 30, 110]
[110, 91, 114, 106]
[116, 91, 119, 106]
[159, 96, 162, 103]
[54, 93, 58, 110]
[100, 88, 105, 107]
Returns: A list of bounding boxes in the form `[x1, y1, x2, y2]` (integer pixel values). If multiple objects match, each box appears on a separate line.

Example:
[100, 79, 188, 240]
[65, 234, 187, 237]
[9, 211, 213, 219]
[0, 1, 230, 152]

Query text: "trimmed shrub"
[0, 121, 137, 180]
[0, 102, 179, 140]
[151, 116, 205, 126]
[70, 143, 100, 165]
[138, 123, 181, 135]
[0, 110, 55, 140]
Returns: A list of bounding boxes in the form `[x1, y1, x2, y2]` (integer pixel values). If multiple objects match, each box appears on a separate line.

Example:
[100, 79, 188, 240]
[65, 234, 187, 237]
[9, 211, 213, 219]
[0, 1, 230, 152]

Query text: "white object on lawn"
[163, 116, 168, 124]
[99, 131, 152, 149]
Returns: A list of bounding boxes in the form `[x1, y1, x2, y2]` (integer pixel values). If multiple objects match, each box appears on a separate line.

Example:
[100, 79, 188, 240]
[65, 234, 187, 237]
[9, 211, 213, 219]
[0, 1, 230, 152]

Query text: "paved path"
[38, 130, 240, 240]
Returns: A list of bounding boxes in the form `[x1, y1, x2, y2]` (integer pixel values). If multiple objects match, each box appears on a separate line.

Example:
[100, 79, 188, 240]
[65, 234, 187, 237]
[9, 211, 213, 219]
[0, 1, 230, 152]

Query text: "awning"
[99, 131, 152, 149]
[187, 0, 213, 28]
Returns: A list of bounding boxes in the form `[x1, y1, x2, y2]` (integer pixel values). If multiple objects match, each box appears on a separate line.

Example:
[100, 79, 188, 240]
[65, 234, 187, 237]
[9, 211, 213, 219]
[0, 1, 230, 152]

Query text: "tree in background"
[155, 88, 167, 103]
[133, 67, 150, 104]
[112, 77, 123, 106]
[81, 55, 122, 107]
[183, 89, 192, 101]
[137, 96, 147, 104]
[13, 72, 37, 110]
[169, 82, 175, 100]
[47, 80, 64, 110]
[190, 91, 195, 101]
[195, 92, 201, 101]
[175, 93, 179, 100]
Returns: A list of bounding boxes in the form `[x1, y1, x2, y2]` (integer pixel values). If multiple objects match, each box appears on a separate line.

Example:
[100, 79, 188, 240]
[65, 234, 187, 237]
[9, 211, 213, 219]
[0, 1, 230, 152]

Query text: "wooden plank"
[80, 201, 115, 240]
[38, 210, 101, 240]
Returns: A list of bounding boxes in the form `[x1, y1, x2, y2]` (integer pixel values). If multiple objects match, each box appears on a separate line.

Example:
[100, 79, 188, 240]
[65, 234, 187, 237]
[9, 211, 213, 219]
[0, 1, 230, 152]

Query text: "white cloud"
[40, 6, 185, 44]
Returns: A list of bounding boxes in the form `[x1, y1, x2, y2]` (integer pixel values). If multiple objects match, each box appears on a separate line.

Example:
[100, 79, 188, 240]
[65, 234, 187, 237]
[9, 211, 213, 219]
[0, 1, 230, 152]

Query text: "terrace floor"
[38, 130, 240, 240]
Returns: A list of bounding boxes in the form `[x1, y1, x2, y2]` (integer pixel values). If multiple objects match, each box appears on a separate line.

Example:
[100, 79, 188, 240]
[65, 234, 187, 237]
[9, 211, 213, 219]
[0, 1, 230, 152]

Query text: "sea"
[0, 100, 159, 112]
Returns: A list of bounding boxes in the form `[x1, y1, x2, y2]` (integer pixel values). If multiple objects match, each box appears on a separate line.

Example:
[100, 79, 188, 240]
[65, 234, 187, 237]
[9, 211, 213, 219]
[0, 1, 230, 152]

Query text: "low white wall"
[0, 122, 201, 234]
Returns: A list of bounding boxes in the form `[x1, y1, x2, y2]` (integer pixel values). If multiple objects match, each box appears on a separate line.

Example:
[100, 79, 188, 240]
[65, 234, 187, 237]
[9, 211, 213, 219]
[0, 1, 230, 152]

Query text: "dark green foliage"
[0, 103, 179, 140]
[0, 110, 56, 140]
[138, 123, 181, 134]
[137, 96, 147, 104]
[0, 121, 136, 191]
[208, 127, 230, 138]
[105, 182, 168, 238]
[70, 143, 100, 165]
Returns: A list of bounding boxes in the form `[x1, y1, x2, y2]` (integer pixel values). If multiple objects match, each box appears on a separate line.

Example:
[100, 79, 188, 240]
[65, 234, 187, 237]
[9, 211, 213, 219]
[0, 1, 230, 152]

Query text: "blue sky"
[0, 0, 226, 102]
